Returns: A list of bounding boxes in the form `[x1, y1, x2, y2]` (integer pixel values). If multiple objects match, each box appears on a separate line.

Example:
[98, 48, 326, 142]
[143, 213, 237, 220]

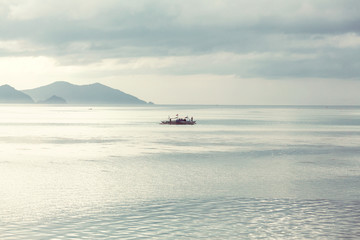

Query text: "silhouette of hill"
[23, 81, 147, 104]
[0, 85, 34, 103]
[38, 95, 67, 104]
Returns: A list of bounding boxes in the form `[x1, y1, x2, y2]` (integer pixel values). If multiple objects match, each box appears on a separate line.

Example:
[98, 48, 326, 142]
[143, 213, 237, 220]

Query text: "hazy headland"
[0, 81, 149, 105]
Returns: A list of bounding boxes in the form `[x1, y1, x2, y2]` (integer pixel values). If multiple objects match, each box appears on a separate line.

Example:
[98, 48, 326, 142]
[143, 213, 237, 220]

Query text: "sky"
[0, 0, 360, 105]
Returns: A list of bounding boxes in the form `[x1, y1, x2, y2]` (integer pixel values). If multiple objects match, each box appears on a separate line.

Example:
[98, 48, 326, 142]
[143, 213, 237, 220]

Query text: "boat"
[161, 115, 196, 125]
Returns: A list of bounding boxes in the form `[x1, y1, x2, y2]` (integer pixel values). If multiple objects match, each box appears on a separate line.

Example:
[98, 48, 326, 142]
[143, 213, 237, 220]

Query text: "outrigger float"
[161, 115, 196, 125]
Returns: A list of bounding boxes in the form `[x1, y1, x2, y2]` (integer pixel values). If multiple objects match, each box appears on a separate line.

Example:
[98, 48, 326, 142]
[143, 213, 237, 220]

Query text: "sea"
[0, 105, 359, 239]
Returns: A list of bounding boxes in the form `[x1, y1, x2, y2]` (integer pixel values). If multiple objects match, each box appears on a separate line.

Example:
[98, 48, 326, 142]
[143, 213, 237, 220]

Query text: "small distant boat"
[161, 115, 196, 125]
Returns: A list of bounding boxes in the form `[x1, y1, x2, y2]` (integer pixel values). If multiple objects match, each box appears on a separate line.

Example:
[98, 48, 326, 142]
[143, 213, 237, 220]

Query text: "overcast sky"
[0, 0, 360, 104]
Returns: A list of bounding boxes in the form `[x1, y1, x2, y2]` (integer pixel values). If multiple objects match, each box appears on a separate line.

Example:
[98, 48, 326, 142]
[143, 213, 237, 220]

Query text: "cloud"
[1, 0, 360, 104]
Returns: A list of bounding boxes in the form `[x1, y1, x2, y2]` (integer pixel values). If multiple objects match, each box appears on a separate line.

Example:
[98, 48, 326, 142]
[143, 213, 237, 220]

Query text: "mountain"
[38, 95, 67, 104]
[23, 81, 147, 104]
[0, 85, 34, 103]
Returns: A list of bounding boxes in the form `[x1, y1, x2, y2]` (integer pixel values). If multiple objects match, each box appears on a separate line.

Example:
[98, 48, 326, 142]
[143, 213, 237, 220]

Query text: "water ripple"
[1, 197, 359, 239]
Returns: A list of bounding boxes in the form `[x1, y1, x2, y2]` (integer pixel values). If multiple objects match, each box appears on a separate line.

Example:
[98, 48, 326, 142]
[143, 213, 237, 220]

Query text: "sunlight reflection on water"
[0, 105, 360, 239]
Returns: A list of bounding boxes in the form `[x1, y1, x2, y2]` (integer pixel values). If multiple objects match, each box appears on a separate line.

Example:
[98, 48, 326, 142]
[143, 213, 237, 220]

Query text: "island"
[38, 95, 67, 104]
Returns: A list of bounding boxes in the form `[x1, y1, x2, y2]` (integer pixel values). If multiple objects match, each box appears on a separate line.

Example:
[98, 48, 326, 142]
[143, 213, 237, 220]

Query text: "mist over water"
[0, 105, 359, 239]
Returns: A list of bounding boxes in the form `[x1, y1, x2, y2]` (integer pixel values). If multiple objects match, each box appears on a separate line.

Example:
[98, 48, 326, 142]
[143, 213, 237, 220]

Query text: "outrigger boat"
[161, 115, 196, 125]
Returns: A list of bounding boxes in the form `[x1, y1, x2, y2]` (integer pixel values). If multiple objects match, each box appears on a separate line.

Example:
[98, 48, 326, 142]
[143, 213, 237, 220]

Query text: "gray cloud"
[1, 0, 360, 79]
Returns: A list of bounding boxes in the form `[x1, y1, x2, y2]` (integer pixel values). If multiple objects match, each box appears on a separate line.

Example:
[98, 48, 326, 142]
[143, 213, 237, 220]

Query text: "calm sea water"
[0, 105, 359, 239]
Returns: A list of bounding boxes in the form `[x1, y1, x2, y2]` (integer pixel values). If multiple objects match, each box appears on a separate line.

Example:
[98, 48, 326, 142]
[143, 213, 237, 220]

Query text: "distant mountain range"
[0, 82, 149, 104]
